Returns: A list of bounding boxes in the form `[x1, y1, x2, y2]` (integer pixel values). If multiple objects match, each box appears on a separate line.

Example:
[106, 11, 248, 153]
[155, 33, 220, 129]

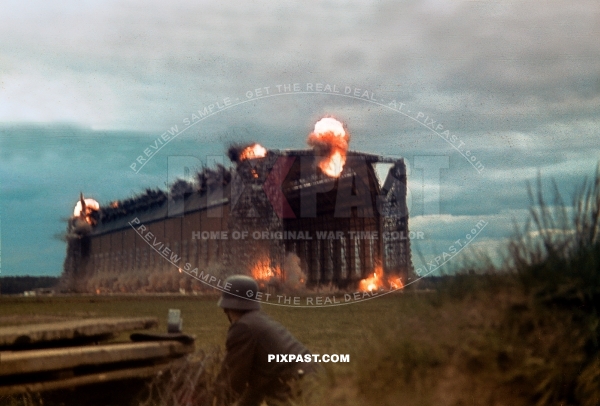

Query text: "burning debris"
[239, 143, 267, 161]
[250, 253, 308, 294]
[251, 258, 282, 285]
[358, 267, 404, 292]
[227, 143, 267, 163]
[307, 117, 350, 177]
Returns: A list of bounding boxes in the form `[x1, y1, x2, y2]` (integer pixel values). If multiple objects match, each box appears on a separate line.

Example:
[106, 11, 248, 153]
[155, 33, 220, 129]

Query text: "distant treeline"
[415, 273, 478, 290]
[0, 276, 60, 295]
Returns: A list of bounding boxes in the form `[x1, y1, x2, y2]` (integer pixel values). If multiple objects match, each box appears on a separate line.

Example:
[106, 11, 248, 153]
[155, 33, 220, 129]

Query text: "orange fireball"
[73, 198, 100, 217]
[307, 117, 349, 177]
[73, 196, 100, 225]
[239, 143, 267, 160]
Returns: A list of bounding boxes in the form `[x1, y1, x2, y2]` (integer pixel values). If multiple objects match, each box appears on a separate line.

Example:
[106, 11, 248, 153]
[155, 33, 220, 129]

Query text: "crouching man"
[216, 275, 317, 406]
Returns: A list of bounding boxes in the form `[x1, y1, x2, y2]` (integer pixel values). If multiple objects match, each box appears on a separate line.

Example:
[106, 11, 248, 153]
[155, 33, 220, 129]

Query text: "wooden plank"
[0, 361, 184, 396]
[0, 317, 158, 348]
[0, 340, 194, 376]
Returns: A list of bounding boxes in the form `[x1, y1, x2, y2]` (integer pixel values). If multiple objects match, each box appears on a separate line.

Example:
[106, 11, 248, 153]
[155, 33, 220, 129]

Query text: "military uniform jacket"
[220, 310, 313, 400]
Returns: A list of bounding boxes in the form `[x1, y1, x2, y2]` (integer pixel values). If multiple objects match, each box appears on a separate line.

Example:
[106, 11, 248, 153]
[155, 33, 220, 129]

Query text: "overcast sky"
[1, 0, 599, 277]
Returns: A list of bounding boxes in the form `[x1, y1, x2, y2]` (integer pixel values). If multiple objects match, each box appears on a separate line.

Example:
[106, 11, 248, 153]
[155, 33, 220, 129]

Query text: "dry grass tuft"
[138, 348, 228, 406]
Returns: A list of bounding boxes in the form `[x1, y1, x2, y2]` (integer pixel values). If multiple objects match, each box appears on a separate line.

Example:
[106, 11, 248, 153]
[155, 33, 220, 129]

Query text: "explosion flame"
[251, 258, 281, 282]
[73, 195, 100, 225]
[307, 117, 349, 177]
[239, 143, 267, 161]
[358, 267, 404, 292]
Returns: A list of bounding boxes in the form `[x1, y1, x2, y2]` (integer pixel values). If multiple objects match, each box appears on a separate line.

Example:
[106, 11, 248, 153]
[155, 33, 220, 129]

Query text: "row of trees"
[0, 276, 59, 295]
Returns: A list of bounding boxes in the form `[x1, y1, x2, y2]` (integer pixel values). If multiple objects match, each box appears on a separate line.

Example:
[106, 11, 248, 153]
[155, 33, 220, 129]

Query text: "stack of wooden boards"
[0, 317, 195, 396]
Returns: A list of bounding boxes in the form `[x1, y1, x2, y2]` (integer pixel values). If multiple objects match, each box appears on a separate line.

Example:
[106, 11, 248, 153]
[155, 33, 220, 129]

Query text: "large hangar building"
[63, 120, 414, 293]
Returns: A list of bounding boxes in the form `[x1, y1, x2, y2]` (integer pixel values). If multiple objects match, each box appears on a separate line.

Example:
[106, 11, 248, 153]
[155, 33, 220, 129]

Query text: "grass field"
[0, 291, 439, 405]
[0, 292, 428, 362]
[0, 282, 547, 406]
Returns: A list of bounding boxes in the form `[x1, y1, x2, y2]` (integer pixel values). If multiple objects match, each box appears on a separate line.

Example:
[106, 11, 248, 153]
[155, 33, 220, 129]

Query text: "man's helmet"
[218, 275, 261, 310]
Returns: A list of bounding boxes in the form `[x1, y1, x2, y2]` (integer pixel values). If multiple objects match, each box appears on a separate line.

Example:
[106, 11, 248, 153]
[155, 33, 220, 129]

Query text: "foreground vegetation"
[2, 168, 599, 405]
[315, 168, 599, 406]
